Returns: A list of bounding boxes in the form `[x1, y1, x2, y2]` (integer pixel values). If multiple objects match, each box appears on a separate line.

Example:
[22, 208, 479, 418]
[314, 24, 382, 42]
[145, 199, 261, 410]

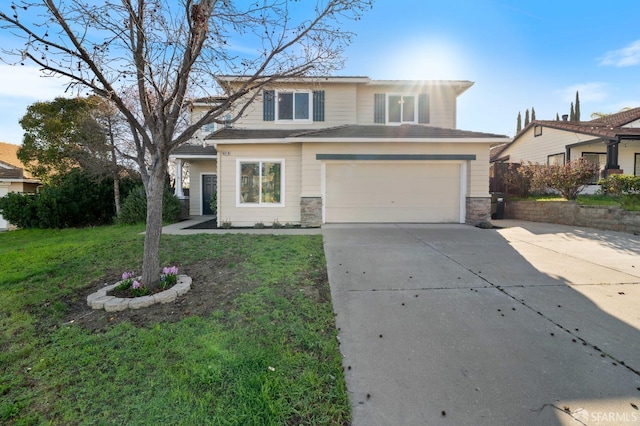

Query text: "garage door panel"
[325, 162, 461, 223]
[328, 207, 457, 223]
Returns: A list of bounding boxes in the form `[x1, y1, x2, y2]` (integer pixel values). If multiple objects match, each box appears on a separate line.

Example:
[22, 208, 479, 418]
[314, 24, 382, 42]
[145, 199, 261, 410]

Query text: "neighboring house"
[0, 142, 41, 230]
[492, 108, 640, 192]
[170, 76, 510, 227]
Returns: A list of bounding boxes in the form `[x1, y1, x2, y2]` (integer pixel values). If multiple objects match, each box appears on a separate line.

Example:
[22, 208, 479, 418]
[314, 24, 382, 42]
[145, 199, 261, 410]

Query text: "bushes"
[537, 158, 599, 200]
[600, 174, 640, 210]
[117, 185, 181, 224]
[601, 174, 640, 195]
[0, 169, 181, 228]
[505, 159, 599, 200]
[0, 170, 127, 228]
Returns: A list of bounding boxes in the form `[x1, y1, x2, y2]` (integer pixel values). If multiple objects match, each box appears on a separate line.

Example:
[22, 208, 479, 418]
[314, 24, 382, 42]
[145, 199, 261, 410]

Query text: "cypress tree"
[575, 91, 581, 121]
[570, 102, 575, 121]
[517, 111, 522, 133]
[531, 107, 536, 121]
[556, 113, 560, 121]
[524, 109, 530, 127]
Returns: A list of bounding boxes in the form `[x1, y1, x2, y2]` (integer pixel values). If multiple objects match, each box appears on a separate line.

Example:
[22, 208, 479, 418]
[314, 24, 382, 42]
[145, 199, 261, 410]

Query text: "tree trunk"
[113, 173, 121, 216]
[141, 167, 165, 290]
[108, 123, 121, 215]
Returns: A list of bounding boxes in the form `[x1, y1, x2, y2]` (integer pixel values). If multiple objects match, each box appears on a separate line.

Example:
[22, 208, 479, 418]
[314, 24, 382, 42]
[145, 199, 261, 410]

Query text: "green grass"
[0, 226, 349, 425]
[508, 193, 640, 210]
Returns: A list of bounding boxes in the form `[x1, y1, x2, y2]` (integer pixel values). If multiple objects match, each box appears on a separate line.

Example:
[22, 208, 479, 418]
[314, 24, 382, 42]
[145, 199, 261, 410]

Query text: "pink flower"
[132, 280, 141, 289]
[122, 271, 133, 280]
[162, 266, 178, 276]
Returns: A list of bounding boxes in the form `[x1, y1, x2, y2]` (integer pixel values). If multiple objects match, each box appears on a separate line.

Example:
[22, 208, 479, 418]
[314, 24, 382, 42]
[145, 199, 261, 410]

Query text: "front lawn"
[0, 226, 349, 425]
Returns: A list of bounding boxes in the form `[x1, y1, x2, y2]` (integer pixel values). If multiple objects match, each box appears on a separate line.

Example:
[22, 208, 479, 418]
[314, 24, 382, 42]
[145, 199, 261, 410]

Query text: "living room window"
[238, 160, 284, 205]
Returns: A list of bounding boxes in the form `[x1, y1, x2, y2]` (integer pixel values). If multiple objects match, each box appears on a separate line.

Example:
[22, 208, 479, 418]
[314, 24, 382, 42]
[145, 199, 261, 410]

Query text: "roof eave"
[213, 137, 511, 144]
[169, 154, 218, 160]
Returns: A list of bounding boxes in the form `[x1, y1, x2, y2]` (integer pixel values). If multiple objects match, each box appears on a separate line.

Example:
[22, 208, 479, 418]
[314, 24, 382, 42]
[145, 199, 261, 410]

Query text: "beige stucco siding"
[568, 142, 607, 161]
[0, 182, 9, 229]
[302, 141, 490, 198]
[617, 141, 640, 174]
[216, 83, 358, 130]
[503, 127, 600, 164]
[215, 81, 458, 130]
[355, 84, 457, 128]
[187, 160, 217, 215]
[216, 143, 302, 227]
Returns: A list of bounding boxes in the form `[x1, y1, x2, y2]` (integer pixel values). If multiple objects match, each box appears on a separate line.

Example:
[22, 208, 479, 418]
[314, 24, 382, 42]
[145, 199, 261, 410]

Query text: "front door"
[202, 174, 217, 215]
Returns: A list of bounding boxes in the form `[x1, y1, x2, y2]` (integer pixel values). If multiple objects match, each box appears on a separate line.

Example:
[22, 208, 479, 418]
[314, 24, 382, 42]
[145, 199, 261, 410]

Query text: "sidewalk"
[161, 217, 322, 235]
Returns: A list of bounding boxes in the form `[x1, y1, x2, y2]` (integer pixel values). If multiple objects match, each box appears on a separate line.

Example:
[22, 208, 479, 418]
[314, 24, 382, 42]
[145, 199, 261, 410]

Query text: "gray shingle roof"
[171, 144, 218, 155]
[206, 124, 508, 140]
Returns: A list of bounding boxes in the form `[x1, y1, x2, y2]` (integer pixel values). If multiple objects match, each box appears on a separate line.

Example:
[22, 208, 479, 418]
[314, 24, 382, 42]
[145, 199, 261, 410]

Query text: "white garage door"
[325, 162, 461, 223]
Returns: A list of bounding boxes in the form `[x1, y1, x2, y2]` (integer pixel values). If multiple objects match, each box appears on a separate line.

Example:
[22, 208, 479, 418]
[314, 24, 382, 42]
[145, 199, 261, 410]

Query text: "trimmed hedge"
[0, 170, 136, 228]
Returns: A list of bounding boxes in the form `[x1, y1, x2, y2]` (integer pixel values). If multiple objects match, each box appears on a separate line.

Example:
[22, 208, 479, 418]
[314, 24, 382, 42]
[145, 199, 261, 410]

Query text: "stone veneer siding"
[466, 197, 491, 225]
[504, 201, 640, 235]
[301, 197, 322, 227]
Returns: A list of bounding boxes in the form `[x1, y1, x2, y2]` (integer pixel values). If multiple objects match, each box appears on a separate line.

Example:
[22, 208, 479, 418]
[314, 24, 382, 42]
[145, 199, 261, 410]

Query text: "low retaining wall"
[504, 200, 640, 234]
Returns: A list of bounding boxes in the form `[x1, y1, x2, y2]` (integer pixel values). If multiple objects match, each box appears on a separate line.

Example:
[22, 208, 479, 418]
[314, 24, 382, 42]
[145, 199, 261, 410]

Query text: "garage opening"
[324, 162, 462, 223]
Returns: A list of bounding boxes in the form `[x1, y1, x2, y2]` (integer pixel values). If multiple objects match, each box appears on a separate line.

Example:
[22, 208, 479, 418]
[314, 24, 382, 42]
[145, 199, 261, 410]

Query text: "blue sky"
[2, 0, 640, 145]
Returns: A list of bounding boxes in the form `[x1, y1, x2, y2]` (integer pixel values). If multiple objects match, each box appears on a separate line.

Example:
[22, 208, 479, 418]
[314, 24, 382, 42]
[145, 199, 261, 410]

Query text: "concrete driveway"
[323, 221, 640, 425]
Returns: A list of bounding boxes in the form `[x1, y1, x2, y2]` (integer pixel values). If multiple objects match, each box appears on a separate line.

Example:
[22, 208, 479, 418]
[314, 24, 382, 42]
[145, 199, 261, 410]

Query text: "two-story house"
[170, 76, 510, 227]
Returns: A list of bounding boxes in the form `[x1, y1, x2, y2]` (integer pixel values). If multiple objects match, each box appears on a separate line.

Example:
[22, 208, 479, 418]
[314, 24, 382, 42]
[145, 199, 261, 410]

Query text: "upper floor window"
[374, 93, 430, 125]
[388, 95, 416, 123]
[263, 90, 325, 122]
[278, 92, 310, 120]
[202, 122, 216, 133]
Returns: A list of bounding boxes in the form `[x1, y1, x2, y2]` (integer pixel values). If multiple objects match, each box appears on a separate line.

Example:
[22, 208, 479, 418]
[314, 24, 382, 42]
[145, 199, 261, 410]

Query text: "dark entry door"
[202, 174, 217, 215]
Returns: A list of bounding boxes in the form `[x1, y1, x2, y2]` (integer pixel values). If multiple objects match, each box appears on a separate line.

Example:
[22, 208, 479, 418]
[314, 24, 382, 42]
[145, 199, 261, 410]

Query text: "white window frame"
[582, 152, 606, 184]
[236, 158, 285, 207]
[276, 90, 312, 122]
[387, 94, 418, 124]
[547, 153, 565, 166]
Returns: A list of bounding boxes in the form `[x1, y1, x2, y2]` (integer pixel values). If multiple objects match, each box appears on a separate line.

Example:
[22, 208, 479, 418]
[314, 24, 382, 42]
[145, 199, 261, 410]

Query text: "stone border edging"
[87, 275, 192, 312]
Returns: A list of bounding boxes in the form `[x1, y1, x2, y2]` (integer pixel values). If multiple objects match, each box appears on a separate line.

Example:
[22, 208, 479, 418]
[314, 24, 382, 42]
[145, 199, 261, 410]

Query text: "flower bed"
[87, 273, 192, 312]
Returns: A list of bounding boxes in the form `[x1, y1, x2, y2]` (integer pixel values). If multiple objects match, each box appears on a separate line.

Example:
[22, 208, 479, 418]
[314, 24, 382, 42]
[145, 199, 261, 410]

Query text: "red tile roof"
[508, 107, 640, 149]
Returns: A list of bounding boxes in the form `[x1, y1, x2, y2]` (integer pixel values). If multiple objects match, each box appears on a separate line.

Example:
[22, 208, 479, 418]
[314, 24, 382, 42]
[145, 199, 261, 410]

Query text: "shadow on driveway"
[323, 222, 640, 426]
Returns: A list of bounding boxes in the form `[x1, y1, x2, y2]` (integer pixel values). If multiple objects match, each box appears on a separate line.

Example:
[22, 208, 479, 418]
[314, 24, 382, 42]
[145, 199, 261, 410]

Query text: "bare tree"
[1, 0, 371, 289]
